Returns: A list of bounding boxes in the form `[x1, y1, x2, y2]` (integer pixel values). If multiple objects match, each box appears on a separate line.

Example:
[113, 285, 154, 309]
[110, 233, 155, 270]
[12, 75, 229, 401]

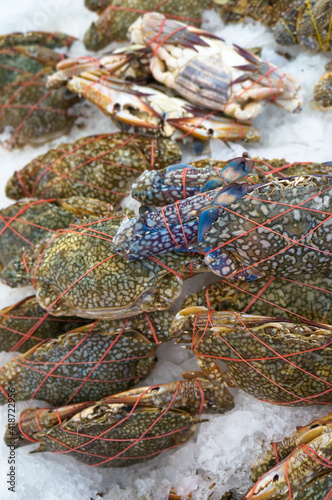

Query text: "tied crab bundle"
[5, 374, 234, 466]
[0, 308, 178, 406]
[53, 13, 302, 145]
[0, 197, 114, 272]
[0, 31, 79, 149]
[4, 132, 181, 205]
[0, 212, 209, 318]
[244, 413, 332, 499]
[169, 308, 332, 406]
[83, 0, 214, 51]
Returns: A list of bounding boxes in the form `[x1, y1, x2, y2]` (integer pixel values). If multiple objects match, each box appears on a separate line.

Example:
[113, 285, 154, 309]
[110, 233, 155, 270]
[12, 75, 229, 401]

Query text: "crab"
[217, 0, 293, 27]
[182, 274, 332, 325]
[113, 175, 332, 280]
[0, 69, 79, 149]
[244, 413, 332, 498]
[313, 69, 332, 110]
[0, 197, 114, 272]
[0, 32, 79, 149]
[0, 31, 75, 88]
[83, 0, 213, 51]
[4, 133, 181, 204]
[0, 326, 158, 406]
[0, 295, 89, 352]
[129, 13, 301, 121]
[274, 0, 332, 52]
[170, 308, 332, 405]
[0, 214, 208, 318]
[4, 373, 234, 466]
[131, 155, 332, 206]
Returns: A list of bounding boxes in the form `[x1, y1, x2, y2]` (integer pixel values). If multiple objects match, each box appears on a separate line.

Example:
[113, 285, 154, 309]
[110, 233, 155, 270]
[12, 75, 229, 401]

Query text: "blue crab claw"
[197, 207, 220, 245]
[219, 155, 254, 183]
[323, 161, 332, 166]
[212, 182, 248, 207]
[204, 251, 238, 277]
[204, 250, 261, 280]
[199, 178, 225, 193]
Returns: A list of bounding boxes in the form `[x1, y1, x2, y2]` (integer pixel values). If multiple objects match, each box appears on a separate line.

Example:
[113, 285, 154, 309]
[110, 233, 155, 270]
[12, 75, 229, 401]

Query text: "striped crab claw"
[66, 74, 259, 142]
[47, 45, 151, 88]
[132, 154, 254, 206]
[129, 13, 302, 121]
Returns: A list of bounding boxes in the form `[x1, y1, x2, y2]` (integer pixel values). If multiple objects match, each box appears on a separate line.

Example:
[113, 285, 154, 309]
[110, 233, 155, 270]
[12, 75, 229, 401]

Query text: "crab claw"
[212, 182, 248, 207]
[168, 114, 260, 142]
[200, 178, 225, 193]
[67, 75, 163, 129]
[197, 207, 220, 244]
[242, 461, 289, 499]
[102, 373, 234, 415]
[218, 155, 254, 183]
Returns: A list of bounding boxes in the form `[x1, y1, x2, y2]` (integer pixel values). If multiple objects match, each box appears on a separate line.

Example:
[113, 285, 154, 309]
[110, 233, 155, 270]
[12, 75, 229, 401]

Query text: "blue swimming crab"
[0, 326, 158, 406]
[183, 274, 332, 325]
[0, 295, 90, 352]
[114, 175, 332, 280]
[218, 0, 293, 26]
[0, 31, 75, 88]
[170, 308, 332, 405]
[132, 155, 332, 206]
[4, 373, 234, 466]
[0, 31, 78, 149]
[1, 214, 208, 318]
[0, 197, 113, 272]
[244, 412, 332, 498]
[4, 132, 181, 204]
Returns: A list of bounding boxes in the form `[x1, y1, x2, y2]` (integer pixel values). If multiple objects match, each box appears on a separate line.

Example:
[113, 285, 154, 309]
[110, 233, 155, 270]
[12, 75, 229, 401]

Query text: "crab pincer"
[132, 154, 254, 206]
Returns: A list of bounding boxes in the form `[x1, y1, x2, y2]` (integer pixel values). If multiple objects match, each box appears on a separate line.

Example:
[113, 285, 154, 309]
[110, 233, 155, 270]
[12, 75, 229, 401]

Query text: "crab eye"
[273, 474, 279, 482]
